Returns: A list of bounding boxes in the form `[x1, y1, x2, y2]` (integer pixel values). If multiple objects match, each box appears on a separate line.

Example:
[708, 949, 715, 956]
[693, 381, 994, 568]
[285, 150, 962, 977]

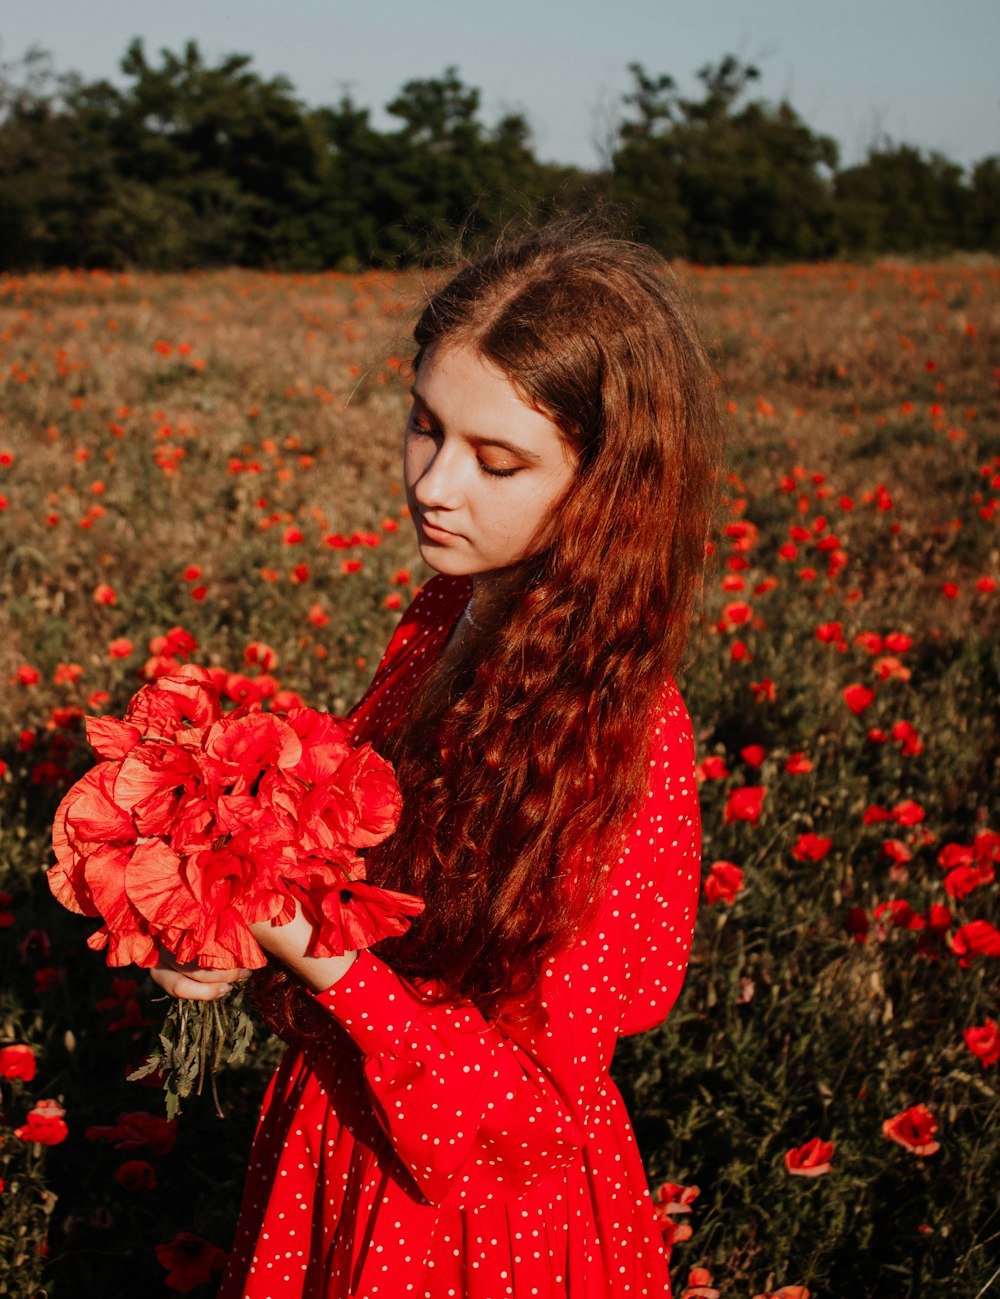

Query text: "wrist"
[250, 904, 358, 994]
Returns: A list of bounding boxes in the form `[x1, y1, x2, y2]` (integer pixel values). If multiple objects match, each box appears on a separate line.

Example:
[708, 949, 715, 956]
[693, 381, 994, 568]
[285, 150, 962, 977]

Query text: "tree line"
[0, 39, 996, 271]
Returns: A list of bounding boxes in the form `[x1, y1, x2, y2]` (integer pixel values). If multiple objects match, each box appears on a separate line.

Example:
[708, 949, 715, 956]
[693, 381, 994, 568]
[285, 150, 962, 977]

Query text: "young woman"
[153, 227, 722, 1298]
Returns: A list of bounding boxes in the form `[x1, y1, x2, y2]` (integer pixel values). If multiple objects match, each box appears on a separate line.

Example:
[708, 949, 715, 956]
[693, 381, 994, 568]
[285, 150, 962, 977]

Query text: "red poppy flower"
[882, 1103, 940, 1156]
[874, 899, 924, 930]
[93, 583, 117, 606]
[722, 600, 752, 627]
[681, 1268, 720, 1299]
[784, 1137, 834, 1176]
[892, 800, 925, 825]
[49, 666, 416, 972]
[750, 678, 775, 702]
[951, 919, 1000, 966]
[963, 1019, 1000, 1067]
[15, 1099, 68, 1145]
[843, 683, 876, 714]
[784, 752, 813, 774]
[86, 1110, 178, 1155]
[725, 787, 766, 825]
[882, 839, 912, 865]
[155, 1232, 227, 1292]
[115, 1159, 157, 1191]
[741, 744, 767, 767]
[652, 1181, 700, 1215]
[696, 756, 730, 781]
[0, 1043, 36, 1081]
[243, 642, 278, 671]
[891, 719, 923, 754]
[703, 861, 744, 905]
[791, 833, 831, 863]
[944, 863, 994, 899]
[854, 631, 883, 655]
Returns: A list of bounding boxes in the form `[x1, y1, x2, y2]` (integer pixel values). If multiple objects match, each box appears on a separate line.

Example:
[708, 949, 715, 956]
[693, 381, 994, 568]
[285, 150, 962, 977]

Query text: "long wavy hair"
[258, 224, 723, 1031]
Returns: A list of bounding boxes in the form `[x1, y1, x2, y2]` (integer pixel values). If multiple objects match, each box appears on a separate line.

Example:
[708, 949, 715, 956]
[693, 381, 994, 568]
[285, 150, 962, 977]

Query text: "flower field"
[0, 259, 997, 1298]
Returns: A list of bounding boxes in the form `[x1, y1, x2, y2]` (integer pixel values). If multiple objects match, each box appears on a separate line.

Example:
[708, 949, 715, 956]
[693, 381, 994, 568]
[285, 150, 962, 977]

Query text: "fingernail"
[218, 984, 233, 996]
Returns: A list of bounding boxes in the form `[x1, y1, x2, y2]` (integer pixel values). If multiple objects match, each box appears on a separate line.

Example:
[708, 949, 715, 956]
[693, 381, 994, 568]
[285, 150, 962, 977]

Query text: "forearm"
[249, 903, 357, 993]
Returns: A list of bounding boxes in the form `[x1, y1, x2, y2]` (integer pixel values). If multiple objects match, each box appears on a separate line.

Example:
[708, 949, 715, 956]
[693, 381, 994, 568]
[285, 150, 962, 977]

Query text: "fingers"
[148, 964, 253, 1002]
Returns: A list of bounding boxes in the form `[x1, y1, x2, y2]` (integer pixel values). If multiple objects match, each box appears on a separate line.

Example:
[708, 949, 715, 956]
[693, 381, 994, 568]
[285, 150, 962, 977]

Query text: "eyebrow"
[409, 386, 543, 463]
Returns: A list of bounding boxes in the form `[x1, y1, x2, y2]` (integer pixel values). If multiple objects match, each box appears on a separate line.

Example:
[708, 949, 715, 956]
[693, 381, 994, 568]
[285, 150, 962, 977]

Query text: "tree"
[835, 143, 972, 254]
[611, 57, 839, 262]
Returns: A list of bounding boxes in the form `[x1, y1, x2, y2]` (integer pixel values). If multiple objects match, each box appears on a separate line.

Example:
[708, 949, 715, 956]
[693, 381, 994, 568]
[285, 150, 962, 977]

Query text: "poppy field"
[0, 258, 998, 1298]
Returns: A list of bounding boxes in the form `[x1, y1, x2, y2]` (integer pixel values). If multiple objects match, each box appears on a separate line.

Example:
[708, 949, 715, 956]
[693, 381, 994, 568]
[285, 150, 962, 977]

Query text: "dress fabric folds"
[217, 573, 701, 1299]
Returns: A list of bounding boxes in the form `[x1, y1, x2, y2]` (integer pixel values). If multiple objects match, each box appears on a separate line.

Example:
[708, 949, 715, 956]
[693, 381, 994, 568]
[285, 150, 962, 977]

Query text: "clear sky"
[2, 0, 997, 171]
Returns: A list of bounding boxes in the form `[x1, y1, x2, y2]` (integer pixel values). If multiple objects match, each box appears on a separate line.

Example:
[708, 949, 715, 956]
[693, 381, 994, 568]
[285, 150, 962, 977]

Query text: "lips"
[418, 513, 461, 541]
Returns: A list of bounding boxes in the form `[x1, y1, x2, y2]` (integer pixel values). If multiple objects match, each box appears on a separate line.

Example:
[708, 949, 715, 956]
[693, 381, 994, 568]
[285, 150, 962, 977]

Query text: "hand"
[149, 950, 253, 1002]
[250, 900, 357, 994]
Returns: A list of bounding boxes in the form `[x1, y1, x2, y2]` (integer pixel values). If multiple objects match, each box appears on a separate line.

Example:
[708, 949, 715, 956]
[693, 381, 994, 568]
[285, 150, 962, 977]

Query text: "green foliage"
[0, 41, 995, 271]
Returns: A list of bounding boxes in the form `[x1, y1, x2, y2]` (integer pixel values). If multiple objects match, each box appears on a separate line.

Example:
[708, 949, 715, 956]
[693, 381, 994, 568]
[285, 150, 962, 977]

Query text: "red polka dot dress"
[218, 574, 701, 1299]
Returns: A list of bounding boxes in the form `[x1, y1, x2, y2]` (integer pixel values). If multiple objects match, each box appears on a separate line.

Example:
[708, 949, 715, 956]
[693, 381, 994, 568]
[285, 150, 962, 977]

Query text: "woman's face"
[404, 342, 578, 579]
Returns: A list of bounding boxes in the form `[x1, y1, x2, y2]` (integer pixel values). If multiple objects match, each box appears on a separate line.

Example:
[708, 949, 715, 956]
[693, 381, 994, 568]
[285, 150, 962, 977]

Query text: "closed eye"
[406, 415, 523, 479]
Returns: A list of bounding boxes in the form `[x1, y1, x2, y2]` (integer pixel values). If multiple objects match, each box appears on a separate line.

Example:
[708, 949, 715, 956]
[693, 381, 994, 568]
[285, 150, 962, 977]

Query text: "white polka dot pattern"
[216, 574, 701, 1299]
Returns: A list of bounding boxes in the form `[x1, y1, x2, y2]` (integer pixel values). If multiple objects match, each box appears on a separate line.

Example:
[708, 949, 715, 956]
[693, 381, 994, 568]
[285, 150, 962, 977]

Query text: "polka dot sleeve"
[311, 684, 701, 1211]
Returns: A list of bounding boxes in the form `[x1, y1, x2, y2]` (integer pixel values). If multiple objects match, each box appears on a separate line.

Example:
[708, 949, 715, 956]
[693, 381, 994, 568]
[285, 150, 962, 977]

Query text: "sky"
[2, 0, 997, 172]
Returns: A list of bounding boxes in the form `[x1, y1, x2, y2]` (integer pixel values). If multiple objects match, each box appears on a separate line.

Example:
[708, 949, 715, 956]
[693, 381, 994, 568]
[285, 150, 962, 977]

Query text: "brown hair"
[363, 225, 723, 1014]
[257, 223, 723, 1032]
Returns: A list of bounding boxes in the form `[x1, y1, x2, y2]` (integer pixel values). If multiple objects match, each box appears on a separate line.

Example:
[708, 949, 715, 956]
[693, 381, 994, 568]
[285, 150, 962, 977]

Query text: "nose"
[410, 437, 463, 513]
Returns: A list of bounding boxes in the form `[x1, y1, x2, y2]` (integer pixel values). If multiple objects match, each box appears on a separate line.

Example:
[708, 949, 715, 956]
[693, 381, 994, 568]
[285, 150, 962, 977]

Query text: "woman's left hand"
[149, 952, 253, 1002]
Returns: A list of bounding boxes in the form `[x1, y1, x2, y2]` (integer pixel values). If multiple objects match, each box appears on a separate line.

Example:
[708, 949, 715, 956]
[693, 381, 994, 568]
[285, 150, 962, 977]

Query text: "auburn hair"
[257, 224, 723, 1031]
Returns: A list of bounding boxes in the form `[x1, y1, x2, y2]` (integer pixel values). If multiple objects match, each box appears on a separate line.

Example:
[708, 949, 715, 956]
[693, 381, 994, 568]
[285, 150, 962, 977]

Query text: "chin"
[417, 546, 475, 576]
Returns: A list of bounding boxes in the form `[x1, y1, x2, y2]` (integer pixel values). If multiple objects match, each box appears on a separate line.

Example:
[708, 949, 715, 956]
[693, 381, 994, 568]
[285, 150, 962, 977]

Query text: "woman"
[153, 227, 722, 1297]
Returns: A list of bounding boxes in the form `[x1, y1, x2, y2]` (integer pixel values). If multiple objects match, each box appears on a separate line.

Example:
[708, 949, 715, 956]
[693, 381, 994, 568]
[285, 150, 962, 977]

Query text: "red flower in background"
[703, 861, 744, 905]
[784, 752, 813, 774]
[791, 833, 831, 863]
[652, 1179, 699, 1259]
[0, 1043, 36, 1080]
[115, 1159, 157, 1192]
[696, 756, 730, 781]
[724, 787, 766, 825]
[85, 1110, 177, 1155]
[15, 1099, 68, 1145]
[156, 1232, 227, 1292]
[951, 919, 1000, 966]
[741, 745, 767, 767]
[784, 1137, 834, 1176]
[883, 1103, 940, 1155]
[843, 683, 876, 714]
[681, 1268, 720, 1299]
[892, 800, 925, 825]
[963, 1019, 1000, 1068]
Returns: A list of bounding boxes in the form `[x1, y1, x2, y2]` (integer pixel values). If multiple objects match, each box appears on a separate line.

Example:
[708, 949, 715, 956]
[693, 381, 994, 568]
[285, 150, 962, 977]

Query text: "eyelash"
[407, 420, 522, 479]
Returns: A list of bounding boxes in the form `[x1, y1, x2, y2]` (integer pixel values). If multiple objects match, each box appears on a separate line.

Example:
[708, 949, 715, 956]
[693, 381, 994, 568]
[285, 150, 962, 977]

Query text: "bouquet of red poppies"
[48, 664, 421, 1115]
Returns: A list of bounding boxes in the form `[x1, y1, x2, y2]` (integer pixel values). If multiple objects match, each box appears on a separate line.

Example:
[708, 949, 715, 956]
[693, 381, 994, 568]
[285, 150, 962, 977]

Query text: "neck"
[469, 568, 516, 621]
